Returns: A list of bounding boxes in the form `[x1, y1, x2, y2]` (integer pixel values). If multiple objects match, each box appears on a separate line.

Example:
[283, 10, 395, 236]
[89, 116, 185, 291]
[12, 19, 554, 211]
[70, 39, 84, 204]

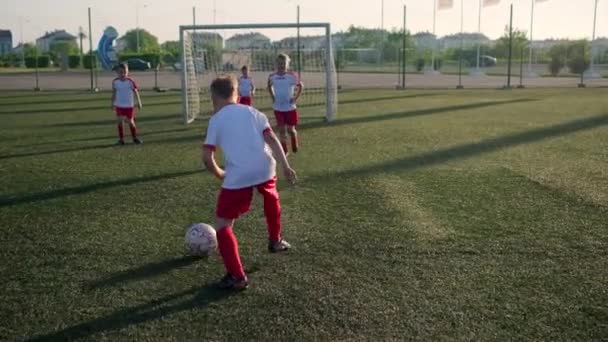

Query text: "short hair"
[241, 65, 248, 71]
[210, 75, 237, 99]
[113, 63, 128, 72]
[277, 53, 290, 63]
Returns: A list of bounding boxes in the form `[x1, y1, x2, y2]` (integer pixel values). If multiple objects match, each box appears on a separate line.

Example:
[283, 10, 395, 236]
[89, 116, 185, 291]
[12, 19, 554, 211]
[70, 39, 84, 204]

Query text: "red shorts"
[274, 110, 298, 126]
[238, 96, 253, 106]
[115, 107, 135, 120]
[216, 178, 278, 219]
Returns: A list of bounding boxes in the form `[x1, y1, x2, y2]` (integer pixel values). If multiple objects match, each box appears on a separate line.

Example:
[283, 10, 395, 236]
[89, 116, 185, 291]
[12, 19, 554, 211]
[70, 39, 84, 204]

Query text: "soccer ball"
[185, 223, 217, 256]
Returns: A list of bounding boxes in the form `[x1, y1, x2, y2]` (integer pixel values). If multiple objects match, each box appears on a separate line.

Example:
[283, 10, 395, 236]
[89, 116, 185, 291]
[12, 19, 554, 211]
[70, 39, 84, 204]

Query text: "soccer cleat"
[216, 273, 249, 290]
[116, 139, 125, 145]
[133, 138, 143, 144]
[268, 239, 291, 253]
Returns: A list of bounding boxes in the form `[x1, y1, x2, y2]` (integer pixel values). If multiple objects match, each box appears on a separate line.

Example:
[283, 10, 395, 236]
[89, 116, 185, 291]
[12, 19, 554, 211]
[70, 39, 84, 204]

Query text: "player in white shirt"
[237, 65, 255, 106]
[202, 75, 297, 290]
[111, 63, 143, 145]
[267, 53, 303, 154]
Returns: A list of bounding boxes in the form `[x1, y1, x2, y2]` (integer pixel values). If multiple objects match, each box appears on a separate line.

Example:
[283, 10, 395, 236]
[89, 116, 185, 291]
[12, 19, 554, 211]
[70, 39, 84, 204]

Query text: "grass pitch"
[1, 88, 607, 341]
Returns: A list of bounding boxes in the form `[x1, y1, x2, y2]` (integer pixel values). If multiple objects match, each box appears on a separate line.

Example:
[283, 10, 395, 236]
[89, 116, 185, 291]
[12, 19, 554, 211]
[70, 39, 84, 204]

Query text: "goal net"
[179, 23, 338, 124]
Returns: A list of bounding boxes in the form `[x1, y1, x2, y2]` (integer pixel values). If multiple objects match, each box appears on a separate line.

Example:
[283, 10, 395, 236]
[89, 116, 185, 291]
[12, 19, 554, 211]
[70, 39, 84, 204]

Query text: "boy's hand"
[283, 167, 297, 185]
[138, 103, 143, 109]
[217, 169, 225, 180]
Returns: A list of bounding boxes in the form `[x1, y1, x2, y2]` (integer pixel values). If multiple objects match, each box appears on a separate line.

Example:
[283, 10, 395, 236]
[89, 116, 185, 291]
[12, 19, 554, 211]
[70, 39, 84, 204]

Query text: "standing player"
[111, 63, 143, 145]
[268, 53, 303, 154]
[238, 65, 255, 106]
[203, 75, 297, 290]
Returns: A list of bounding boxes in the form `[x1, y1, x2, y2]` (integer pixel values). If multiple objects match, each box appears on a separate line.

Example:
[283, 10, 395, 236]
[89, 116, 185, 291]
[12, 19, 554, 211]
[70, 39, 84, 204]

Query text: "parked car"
[480, 55, 497, 67]
[126, 58, 152, 71]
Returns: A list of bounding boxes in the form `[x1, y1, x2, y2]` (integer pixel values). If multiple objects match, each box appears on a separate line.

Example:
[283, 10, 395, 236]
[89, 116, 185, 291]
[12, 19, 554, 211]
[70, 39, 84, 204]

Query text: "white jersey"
[112, 77, 138, 108]
[269, 71, 301, 111]
[238, 76, 254, 97]
[204, 104, 276, 189]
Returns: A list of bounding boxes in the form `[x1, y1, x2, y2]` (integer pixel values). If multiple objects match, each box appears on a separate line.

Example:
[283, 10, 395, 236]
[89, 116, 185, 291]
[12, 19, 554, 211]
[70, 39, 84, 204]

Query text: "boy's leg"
[274, 111, 288, 153]
[116, 115, 125, 143]
[288, 125, 298, 153]
[257, 178, 290, 252]
[215, 187, 253, 286]
[287, 110, 299, 153]
[256, 178, 281, 242]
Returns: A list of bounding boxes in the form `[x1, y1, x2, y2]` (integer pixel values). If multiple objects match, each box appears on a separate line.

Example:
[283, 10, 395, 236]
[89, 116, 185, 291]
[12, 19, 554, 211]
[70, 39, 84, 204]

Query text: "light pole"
[585, 0, 600, 79]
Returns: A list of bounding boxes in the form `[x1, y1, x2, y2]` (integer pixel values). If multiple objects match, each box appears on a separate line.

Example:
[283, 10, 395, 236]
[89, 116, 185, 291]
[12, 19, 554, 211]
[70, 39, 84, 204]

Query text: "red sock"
[216, 227, 245, 279]
[280, 140, 288, 153]
[117, 123, 124, 140]
[258, 180, 281, 242]
[290, 133, 298, 152]
[129, 123, 138, 138]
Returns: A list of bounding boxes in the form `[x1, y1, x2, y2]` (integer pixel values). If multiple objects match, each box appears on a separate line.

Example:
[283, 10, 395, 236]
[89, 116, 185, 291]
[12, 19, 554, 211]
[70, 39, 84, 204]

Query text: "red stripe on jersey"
[127, 77, 138, 89]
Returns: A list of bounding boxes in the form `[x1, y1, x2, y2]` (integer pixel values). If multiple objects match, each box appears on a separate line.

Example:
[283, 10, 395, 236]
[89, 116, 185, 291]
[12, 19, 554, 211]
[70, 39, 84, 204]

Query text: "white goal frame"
[179, 22, 337, 124]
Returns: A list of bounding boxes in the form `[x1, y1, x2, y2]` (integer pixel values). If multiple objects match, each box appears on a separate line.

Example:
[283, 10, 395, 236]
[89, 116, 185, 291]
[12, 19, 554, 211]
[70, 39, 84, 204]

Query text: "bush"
[24, 56, 50, 68]
[548, 57, 563, 76]
[433, 58, 443, 71]
[415, 58, 425, 72]
[83, 54, 98, 69]
[68, 55, 81, 69]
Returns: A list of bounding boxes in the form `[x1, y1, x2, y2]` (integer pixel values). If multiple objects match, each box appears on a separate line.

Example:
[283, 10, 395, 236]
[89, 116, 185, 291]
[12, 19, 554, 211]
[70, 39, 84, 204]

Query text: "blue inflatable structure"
[97, 26, 119, 71]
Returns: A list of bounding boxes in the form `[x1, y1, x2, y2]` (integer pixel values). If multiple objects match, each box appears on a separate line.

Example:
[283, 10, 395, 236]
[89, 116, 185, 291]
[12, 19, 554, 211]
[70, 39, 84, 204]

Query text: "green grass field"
[1, 88, 607, 341]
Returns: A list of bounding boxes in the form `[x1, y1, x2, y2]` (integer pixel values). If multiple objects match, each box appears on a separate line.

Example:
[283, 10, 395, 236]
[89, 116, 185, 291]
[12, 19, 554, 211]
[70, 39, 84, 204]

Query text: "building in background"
[35, 30, 77, 52]
[0, 30, 12, 56]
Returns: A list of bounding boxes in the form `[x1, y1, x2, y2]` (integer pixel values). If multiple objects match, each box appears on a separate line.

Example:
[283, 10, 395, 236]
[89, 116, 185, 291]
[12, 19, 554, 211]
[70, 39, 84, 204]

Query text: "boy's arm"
[202, 146, 225, 180]
[264, 129, 297, 185]
[111, 86, 116, 109]
[293, 81, 303, 103]
[267, 78, 275, 103]
[134, 89, 142, 109]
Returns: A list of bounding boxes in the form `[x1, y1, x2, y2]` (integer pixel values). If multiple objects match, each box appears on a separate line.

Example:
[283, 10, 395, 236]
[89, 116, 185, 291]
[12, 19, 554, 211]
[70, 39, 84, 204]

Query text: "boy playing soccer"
[268, 53, 303, 154]
[238, 65, 255, 106]
[111, 63, 142, 145]
[203, 75, 297, 290]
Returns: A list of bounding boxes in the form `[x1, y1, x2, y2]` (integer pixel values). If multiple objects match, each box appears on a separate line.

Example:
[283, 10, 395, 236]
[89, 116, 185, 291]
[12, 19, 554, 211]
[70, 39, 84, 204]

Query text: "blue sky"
[1, 0, 605, 47]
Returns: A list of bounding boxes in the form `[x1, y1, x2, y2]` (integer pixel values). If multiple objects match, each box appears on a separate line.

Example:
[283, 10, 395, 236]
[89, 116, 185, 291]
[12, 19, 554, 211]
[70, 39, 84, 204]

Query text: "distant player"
[111, 63, 142, 145]
[237, 65, 255, 106]
[268, 53, 303, 154]
[203, 75, 297, 290]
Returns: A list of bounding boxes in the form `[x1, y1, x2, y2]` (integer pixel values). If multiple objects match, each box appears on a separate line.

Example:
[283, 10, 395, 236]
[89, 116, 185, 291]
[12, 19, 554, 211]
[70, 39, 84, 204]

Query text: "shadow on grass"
[85, 256, 202, 290]
[0, 169, 201, 207]
[43, 113, 182, 127]
[305, 113, 608, 182]
[298, 98, 538, 131]
[0, 91, 179, 107]
[10, 127, 191, 148]
[26, 285, 237, 341]
[0, 101, 181, 115]
[0, 143, 118, 160]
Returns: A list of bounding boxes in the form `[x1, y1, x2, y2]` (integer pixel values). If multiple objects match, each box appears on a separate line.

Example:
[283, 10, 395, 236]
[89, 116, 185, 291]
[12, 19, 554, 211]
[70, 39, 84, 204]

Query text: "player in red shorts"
[237, 65, 255, 106]
[111, 63, 143, 145]
[267, 53, 303, 154]
[202, 75, 297, 290]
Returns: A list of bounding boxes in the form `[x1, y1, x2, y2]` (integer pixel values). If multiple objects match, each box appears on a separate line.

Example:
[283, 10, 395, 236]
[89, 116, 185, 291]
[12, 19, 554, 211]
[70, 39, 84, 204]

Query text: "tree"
[547, 43, 567, 76]
[566, 40, 591, 75]
[161, 40, 180, 64]
[22, 43, 40, 57]
[491, 27, 529, 59]
[119, 29, 160, 53]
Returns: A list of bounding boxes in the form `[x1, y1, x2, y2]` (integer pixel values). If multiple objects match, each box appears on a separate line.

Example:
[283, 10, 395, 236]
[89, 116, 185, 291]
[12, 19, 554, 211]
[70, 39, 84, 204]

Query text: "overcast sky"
[1, 0, 605, 47]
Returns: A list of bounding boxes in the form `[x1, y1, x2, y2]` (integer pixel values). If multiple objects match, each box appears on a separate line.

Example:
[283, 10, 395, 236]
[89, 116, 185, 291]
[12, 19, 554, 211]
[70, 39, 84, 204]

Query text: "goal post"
[179, 23, 338, 124]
